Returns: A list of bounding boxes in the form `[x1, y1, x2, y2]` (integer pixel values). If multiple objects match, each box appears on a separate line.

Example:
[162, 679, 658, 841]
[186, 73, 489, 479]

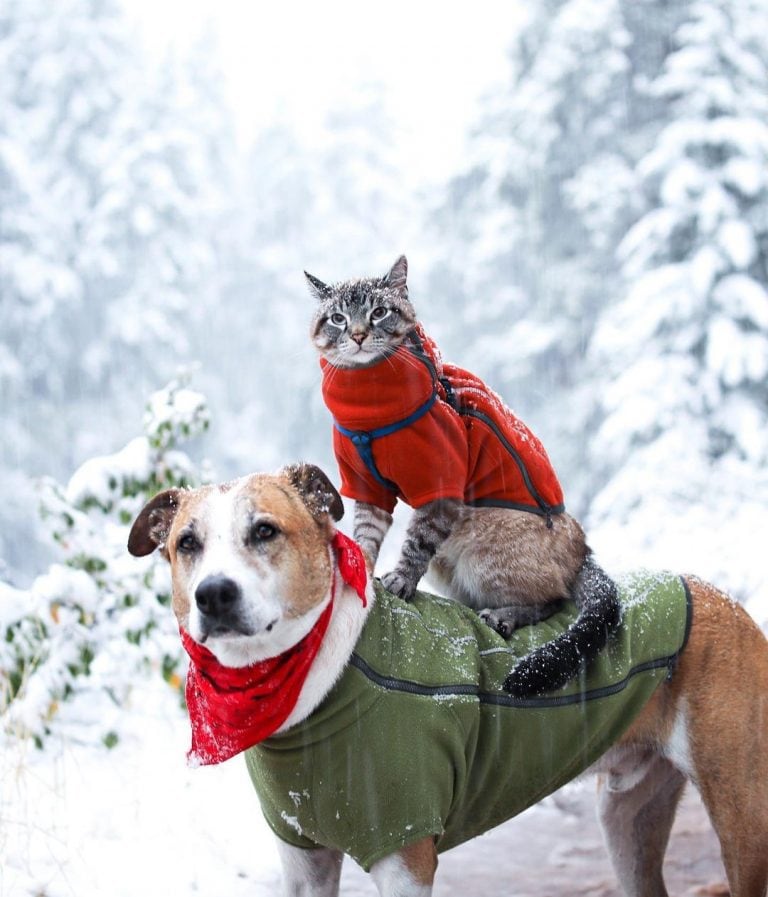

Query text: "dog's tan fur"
[399, 838, 440, 886]
[128, 471, 338, 629]
[607, 577, 768, 895]
[129, 467, 768, 897]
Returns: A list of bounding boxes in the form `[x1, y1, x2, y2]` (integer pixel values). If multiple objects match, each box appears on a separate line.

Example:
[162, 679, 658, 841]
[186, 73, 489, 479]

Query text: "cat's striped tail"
[504, 554, 622, 696]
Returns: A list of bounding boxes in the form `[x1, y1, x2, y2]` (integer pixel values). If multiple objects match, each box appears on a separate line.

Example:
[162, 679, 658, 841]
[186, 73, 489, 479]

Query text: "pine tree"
[201, 89, 421, 478]
[0, 377, 209, 746]
[0, 0, 229, 578]
[586, 0, 768, 602]
[428, 0, 676, 503]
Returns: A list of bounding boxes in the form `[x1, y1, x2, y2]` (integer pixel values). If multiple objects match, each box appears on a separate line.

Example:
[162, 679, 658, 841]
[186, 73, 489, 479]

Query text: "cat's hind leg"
[478, 601, 564, 638]
[426, 506, 583, 610]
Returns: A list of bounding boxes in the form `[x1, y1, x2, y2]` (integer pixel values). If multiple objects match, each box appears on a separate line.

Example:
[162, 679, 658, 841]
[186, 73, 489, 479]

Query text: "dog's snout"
[195, 575, 242, 618]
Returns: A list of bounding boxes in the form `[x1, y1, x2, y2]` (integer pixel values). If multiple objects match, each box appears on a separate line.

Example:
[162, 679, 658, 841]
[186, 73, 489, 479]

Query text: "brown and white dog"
[128, 464, 768, 897]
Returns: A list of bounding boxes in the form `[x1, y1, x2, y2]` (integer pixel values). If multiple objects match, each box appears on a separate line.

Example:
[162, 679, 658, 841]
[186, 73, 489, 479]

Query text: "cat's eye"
[370, 306, 389, 322]
[329, 313, 347, 327]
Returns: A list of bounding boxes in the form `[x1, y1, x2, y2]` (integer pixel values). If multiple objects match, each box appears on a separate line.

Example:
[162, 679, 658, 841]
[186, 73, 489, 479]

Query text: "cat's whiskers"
[382, 346, 424, 376]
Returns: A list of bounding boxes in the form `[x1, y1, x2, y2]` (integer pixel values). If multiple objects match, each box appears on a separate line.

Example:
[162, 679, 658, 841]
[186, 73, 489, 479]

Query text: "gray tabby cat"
[306, 255, 620, 695]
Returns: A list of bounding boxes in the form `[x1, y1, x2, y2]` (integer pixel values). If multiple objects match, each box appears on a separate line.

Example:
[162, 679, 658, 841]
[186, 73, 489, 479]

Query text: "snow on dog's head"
[128, 464, 344, 667]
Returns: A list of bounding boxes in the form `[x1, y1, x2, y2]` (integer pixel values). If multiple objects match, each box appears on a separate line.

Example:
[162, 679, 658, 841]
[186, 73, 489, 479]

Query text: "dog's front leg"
[276, 839, 343, 897]
[370, 838, 437, 897]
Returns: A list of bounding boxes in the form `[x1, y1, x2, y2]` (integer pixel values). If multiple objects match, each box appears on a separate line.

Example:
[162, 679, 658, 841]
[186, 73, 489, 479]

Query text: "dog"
[128, 464, 768, 897]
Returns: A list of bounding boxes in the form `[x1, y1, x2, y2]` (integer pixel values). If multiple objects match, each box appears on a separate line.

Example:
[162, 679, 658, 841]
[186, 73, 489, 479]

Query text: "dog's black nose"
[195, 575, 241, 618]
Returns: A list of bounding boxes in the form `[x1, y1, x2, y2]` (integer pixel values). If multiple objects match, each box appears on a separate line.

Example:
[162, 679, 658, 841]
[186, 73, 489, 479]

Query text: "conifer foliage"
[436, 0, 768, 600]
[0, 0, 226, 574]
[0, 379, 209, 745]
[2, 0, 768, 749]
[587, 0, 768, 593]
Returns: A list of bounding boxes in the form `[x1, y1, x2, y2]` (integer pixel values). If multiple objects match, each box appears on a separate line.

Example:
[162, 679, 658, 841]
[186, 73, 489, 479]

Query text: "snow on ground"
[1, 672, 419, 897]
[1, 662, 728, 897]
[0, 508, 746, 897]
[1, 678, 282, 897]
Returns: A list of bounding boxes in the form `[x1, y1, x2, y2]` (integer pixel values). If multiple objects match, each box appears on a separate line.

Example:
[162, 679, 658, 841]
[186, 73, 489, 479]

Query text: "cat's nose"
[350, 332, 366, 345]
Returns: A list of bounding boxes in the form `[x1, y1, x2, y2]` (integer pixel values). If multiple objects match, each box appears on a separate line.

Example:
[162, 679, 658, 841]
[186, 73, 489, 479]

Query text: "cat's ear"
[304, 271, 331, 300]
[383, 255, 408, 291]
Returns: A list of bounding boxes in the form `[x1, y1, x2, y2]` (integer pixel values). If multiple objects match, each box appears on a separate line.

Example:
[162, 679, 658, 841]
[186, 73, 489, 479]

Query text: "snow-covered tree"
[0, 378, 209, 746]
[586, 0, 768, 607]
[199, 90, 422, 479]
[428, 0, 669, 504]
[0, 0, 230, 579]
[430, 0, 768, 586]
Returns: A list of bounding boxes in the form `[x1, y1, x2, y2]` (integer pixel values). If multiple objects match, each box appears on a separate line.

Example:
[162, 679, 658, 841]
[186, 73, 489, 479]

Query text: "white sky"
[127, 0, 525, 182]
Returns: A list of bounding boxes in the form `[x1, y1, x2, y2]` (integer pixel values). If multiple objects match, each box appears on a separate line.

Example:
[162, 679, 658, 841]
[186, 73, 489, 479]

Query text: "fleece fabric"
[320, 327, 564, 517]
[245, 571, 691, 872]
[181, 532, 368, 767]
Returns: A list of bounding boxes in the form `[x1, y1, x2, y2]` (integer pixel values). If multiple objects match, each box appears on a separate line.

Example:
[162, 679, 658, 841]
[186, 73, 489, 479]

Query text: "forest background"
[1, 1, 767, 893]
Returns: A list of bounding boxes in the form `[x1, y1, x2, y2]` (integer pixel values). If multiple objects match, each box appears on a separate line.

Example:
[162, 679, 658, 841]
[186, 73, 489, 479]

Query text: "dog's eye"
[249, 522, 278, 544]
[329, 313, 347, 327]
[177, 533, 201, 555]
[370, 306, 389, 322]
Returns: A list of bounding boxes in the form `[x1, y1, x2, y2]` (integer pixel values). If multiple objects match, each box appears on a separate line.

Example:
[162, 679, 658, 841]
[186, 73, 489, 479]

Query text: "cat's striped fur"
[307, 255, 620, 695]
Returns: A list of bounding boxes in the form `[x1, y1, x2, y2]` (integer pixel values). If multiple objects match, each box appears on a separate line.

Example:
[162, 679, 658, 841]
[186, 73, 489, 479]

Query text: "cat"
[306, 255, 620, 696]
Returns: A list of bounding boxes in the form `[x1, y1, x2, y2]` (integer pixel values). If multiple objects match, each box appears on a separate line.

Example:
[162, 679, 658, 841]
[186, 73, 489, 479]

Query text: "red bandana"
[181, 532, 368, 766]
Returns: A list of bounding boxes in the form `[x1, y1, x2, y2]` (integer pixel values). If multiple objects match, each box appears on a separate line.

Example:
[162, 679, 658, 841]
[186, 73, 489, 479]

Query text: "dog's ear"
[304, 271, 331, 301]
[284, 463, 344, 523]
[128, 489, 183, 557]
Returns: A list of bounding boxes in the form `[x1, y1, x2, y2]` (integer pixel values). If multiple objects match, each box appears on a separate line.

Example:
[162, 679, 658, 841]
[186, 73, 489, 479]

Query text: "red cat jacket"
[320, 327, 565, 519]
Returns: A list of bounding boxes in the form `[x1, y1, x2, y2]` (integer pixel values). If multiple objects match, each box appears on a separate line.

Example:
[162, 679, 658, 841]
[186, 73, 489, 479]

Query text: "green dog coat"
[245, 571, 691, 872]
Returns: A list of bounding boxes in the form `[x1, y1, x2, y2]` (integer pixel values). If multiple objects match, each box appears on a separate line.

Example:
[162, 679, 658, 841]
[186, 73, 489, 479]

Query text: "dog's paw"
[380, 571, 417, 601]
[478, 608, 515, 639]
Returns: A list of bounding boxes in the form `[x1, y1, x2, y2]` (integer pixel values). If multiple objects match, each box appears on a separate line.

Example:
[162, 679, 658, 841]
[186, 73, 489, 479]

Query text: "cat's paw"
[478, 608, 515, 639]
[380, 571, 417, 601]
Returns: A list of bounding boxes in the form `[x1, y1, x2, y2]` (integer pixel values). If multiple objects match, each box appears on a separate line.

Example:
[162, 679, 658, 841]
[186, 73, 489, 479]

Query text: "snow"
[722, 156, 765, 196]
[280, 812, 304, 837]
[716, 393, 767, 463]
[65, 438, 152, 508]
[707, 315, 768, 385]
[33, 564, 100, 615]
[0, 680, 284, 897]
[3, 0, 768, 891]
[713, 273, 768, 326]
[717, 219, 756, 268]
[0, 581, 31, 629]
[2, 594, 752, 896]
